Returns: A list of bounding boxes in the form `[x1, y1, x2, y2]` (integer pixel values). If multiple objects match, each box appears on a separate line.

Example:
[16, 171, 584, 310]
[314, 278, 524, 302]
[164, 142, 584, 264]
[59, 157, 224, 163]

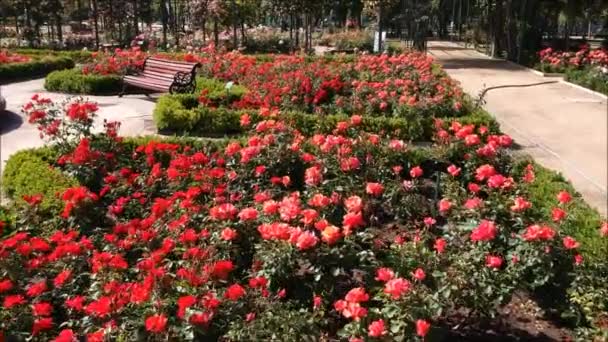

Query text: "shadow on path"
[435, 57, 524, 71]
[0, 111, 24, 135]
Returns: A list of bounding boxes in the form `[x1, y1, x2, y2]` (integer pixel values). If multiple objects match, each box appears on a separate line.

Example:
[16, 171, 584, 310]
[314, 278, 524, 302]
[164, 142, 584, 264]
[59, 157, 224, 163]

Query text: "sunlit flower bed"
[73, 47, 465, 118]
[188, 51, 465, 116]
[1, 93, 604, 340]
[538, 46, 608, 73]
[0, 50, 31, 64]
[81, 48, 147, 76]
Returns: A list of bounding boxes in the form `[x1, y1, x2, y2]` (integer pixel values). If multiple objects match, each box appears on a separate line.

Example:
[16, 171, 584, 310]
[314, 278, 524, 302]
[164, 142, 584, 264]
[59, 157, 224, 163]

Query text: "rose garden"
[0, 2, 607, 341]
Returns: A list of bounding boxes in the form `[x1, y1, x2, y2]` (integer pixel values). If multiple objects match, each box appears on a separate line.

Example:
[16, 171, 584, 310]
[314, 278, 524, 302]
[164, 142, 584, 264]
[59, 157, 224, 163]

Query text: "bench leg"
[118, 83, 127, 98]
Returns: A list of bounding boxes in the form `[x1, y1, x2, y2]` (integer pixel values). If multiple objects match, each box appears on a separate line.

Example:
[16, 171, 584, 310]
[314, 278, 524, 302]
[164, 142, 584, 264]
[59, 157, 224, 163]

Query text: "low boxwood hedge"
[2, 147, 79, 215]
[154, 92, 498, 141]
[44, 68, 123, 95]
[14, 48, 94, 64]
[0, 56, 75, 84]
[565, 67, 608, 96]
[514, 159, 606, 261]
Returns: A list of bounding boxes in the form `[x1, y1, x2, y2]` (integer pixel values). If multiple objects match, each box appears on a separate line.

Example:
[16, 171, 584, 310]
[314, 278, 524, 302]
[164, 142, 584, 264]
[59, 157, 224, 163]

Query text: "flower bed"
[317, 30, 374, 52]
[193, 52, 465, 117]
[43, 47, 150, 95]
[155, 51, 473, 138]
[0, 94, 605, 340]
[0, 50, 31, 64]
[537, 46, 608, 95]
[0, 50, 75, 84]
[13, 49, 94, 64]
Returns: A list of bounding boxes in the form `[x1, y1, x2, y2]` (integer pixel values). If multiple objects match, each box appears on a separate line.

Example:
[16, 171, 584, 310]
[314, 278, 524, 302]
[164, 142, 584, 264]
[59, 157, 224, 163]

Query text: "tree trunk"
[377, 0, 384, 52]
[213, 18, 219, 47]
[93, 0, 100, 49]
[304, 13, 309, 52]
[490, 0, 505, 58]
[161, 0, 168, 47]
[232, 0, 238, 48]
[295, 14, 299, 48]
[133, 0, 139, 35]
[56, 14, 63, 43]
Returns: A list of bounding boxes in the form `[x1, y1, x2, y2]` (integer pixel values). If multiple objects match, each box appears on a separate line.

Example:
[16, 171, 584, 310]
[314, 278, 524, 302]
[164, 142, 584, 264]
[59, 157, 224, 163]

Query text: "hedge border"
[2, 147, 79, 215]
[564, 67, 608, 96]
[153, 93, 499, 141]
[13, 49, 94, 64]
[0, 56, 75, 84]
[514, 159, 606, 261]
[44, 68, 123, 95]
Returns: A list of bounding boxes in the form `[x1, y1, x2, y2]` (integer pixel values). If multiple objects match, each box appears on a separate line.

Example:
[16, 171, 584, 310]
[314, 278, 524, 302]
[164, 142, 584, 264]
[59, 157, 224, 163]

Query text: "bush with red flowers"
[537, 46, 608, 95]
[0, 50, 31, 64]
[0, 95, 605, 340]
[0, 52, 74, 84]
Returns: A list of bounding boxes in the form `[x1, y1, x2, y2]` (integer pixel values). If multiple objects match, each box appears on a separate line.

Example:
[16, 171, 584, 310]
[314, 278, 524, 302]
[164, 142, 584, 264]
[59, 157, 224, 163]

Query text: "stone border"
[559, 79, 608, 100]
[528, 69, 564, 78]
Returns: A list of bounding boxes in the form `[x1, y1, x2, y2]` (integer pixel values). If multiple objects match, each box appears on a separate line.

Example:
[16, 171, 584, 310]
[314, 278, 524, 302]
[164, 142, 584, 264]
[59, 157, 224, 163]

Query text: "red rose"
[563, 236, 580, 249]
[485, 255, 503, 269]
[145, 314, 167, 333]
[365, 182, 384, 196]
[224, 284, 246, 301]
[557, 190, 572, 204]
[416, 319, 431, 337]
[368, 319, 387, 337]
[375, 267, 395, 282]
[410, 166, 423, 178]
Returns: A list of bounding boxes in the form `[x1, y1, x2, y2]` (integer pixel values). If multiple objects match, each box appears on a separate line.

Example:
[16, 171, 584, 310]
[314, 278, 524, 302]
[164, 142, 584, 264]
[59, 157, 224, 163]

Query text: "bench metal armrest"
[173, 71, 195, 85]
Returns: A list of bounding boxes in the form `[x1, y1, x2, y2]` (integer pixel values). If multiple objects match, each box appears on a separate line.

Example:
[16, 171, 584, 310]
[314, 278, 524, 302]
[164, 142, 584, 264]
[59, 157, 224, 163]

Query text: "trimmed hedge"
[2, 148, 78, 215]
[14, 49, 94, 64]
[0, 57, 75, 84]
[44, 68, 123, 95]
[154, 93, 499, 140]
[515, 159, 606, 261]
[565, 67, 608, 96]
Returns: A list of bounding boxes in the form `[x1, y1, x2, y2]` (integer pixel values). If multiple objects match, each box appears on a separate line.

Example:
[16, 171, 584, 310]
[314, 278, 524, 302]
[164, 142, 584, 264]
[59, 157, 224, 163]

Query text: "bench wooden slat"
[120, 57, 200, 96]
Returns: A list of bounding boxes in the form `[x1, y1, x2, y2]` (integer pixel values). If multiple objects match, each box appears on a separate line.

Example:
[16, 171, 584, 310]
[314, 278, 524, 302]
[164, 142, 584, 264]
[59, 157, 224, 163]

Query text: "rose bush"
[537, 45, 608, 95]
[0, 94, 604, 340]
[0, 50, 31, 64]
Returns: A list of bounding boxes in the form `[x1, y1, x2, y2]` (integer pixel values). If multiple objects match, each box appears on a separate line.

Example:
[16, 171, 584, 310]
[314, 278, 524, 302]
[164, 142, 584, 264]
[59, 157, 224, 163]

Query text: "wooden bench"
[119, 57, 201, 97]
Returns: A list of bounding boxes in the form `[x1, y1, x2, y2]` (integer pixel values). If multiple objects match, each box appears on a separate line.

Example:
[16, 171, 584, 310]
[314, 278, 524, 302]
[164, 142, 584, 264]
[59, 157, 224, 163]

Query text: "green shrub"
[0, 57, 74, 84]
[514, 159, 606, 261]
[196, 77, 248, 103]
[154, 78, 247, 131]
[14, 49, 94, 64]
[565, 67, 608, 96]
[44, 68, 123, 95]
[2, 148, 79, 215]
[153, 99, 499, 141]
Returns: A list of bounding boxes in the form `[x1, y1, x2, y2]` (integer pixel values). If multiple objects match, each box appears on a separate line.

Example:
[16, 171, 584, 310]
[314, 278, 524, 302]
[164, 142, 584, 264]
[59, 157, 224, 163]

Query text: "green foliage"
[514, 159, 606, 261]
[154, 94, 498, 141]
[565, 67, 608, 96]
[44, 68, 123, 95]
[195, 77, 248, 103]
[0, 57, 74, 84]
[568, 262, 608, 340]
[2, 148, 78, 215]
[13, 49, 94, 63]
[318, 30, 374, 52]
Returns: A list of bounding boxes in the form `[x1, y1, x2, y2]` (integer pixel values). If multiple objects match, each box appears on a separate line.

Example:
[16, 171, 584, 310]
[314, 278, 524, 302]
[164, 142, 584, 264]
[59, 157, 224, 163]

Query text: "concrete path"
[0, 78, 157, 170]
[429, 41, 607, 216]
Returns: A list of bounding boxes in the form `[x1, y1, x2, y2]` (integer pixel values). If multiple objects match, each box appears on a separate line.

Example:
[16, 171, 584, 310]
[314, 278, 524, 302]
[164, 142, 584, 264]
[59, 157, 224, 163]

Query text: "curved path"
[429, 41, 607, 216]
[0, 78, 157, 172]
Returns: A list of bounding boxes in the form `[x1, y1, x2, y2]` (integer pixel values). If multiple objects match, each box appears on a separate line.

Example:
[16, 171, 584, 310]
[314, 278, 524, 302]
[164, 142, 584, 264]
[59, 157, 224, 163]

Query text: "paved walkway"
[0, 78, 157, 170]
[429, 41, 607, 216]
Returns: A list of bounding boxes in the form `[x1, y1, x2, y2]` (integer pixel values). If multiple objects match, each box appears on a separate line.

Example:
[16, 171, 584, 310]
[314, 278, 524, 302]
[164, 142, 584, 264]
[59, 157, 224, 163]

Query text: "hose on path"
[474, 80, 560, 109]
